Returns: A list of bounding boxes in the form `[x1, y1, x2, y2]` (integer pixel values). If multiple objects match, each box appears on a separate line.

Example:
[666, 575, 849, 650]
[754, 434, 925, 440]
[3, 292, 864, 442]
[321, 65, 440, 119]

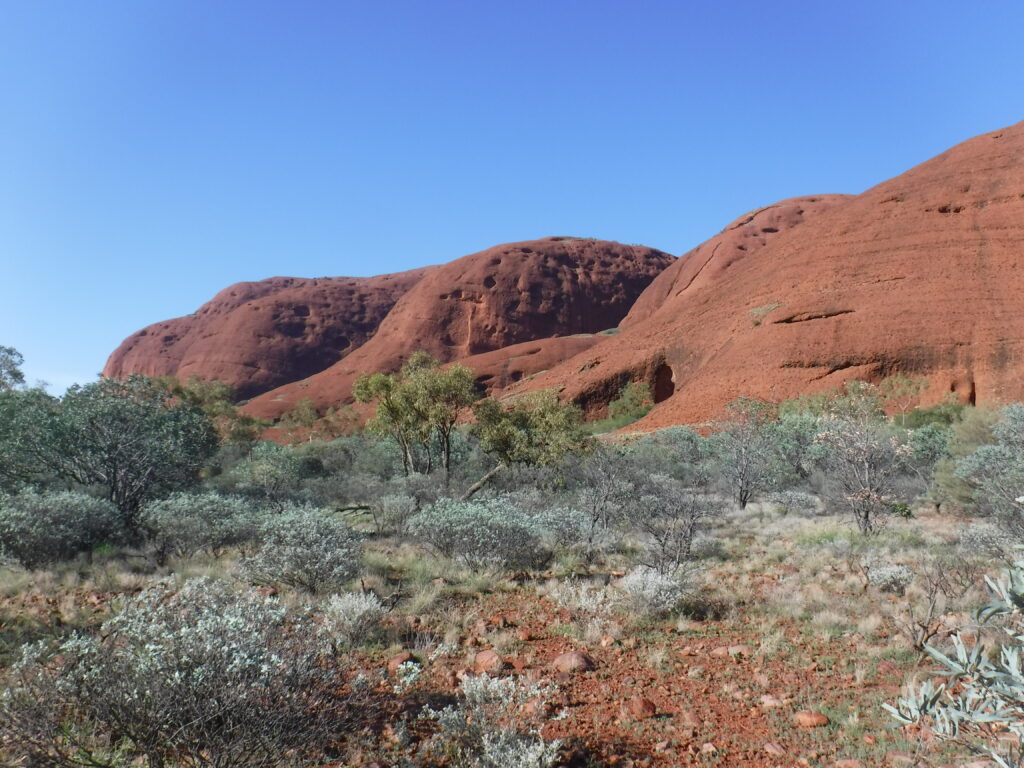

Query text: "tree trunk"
[461, 463, 507, 501]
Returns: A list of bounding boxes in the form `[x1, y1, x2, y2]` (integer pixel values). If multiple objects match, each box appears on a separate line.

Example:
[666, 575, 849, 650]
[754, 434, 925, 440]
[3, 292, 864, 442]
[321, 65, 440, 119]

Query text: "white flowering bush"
[0, 490, 122, 568]
[958, 522, 1017, 564]
[141, 492, 263, 561]
[865, 561, 915, 595]
[243, 504, 362, 593]
[619, 565, 692, 616]
[814, 417, 916, 534]
[421, 674, 560, 768]
[0, 579, 347, 768]
[322, 590, 388, 649]
[885, 561, 1024, 767]
[547, 578, 617, 619]
[408, 498, 549, 571]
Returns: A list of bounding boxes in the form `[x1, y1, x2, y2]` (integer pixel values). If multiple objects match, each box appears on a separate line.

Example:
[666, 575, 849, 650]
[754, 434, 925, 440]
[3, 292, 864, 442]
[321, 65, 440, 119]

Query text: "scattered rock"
[885, 753, 915, 767]
[473, 649, 505, 675]
[763, 742, 786, 756]
[760, 694, 785, 708]
[551, 651, 596, 674]
[794, 710, 831, 728]
[834, 760, 863, 768]
[386, 650, 416, 674]
[628, 696, 657, 720]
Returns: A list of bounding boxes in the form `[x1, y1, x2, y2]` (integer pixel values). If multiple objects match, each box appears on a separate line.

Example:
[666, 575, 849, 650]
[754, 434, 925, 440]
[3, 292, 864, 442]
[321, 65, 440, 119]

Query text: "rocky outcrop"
[104, 270, 433, 399]
[243, 238, 673, 418]
[510, 121, 1024, 427]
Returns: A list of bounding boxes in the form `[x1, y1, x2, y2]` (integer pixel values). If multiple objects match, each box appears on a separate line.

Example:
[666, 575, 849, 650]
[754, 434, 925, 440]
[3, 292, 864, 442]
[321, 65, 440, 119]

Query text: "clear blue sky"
[2, 1, 1023, 392]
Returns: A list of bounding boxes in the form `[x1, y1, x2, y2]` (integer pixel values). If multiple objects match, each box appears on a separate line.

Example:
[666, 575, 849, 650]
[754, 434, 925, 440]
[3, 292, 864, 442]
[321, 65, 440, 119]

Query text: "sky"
[2, 1, 1023, 392]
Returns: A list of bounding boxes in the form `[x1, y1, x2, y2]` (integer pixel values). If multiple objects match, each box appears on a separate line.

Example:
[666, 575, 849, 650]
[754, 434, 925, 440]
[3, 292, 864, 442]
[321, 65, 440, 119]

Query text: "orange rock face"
[104, 269, 432, 399]
[243, 237, 672, 418]
[511, 121, 1024, 427]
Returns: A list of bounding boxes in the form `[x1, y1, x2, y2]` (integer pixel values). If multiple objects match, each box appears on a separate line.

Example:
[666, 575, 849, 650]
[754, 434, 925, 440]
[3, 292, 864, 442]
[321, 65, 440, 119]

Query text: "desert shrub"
[421, 674, 560, 768]
[408, 497, 550, 571]
[766, 489, 820, 516]
[712, 398, 792, 508]
[885, 560, 1024, 766]
[958, 522, 1016, 565]
[0, 579, 347, 768]
[585, 381, 652, 434]
[141, 492, 262, 561]
[547, 578, 617, 619]
[624, 475, 723, 574]
[243, 504, 362, 592]
[0, 490, 122, 569]
[814, 417, 917, 534]
[322, 590, 388, 649]
[929, 405, 1000, 512]
[864, 560, 915, 595]
[955, 403, 1024, 528]
[368, 493, 418, 535]
[618, 565, 692, 616]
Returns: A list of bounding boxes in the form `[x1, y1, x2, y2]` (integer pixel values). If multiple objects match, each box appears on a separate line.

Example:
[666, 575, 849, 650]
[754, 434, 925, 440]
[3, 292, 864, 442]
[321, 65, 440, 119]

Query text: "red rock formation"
[104, 269, 433, 399]
[243, 237, 673, 419]
[509, 121, 1024, 428]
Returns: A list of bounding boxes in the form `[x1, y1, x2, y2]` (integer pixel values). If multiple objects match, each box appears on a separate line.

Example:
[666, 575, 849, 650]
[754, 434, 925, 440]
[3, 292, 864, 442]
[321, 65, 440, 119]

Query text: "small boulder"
[629, 696, 657, 720]
[474, 649, 506, 675]
[551, 651, 596, 674]
[387, 650, 416, 674]
[763, 742, 786, 756]
[794, 710, 830, 728]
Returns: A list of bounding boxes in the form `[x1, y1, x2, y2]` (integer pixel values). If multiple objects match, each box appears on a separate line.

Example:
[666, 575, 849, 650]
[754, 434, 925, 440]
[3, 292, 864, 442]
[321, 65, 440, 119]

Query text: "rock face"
[104, 269, 433, 399]
[510, 120, 1024, 427]
[243, 238, 673, 418]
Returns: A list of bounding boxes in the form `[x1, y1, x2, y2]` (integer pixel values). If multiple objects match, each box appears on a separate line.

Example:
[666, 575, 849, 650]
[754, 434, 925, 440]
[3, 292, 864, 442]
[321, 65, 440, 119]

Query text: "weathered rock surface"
[511, 121, 1024, 426]
[243, 237, 672, 418]
[104, 269, 432, 399]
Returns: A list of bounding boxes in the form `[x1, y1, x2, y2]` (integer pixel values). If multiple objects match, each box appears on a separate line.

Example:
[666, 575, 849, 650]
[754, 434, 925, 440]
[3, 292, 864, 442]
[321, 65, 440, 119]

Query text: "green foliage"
[955, 403, 1024, 527]
[0, 579, 344, 768]
[879, 374, 929, 424]
[141, 492, 263, 561]
[0, 490, 122, 569]
[885, 561, 1024, 767]
[0, 344, 25, 391]
[355, 352, 478, 478]
[903, 397, 965, 428]
[472, 390, 592, 468]
[156, 374, 269, 445]
[711, 397, 791, 508]
[0, 386, 60, 492]
[408, 497, 559, 571]
[243, 504, 362, 593]
[22, 376, 219, 531]
[929, 405, 999, 511]
[585, 380, 653, 434]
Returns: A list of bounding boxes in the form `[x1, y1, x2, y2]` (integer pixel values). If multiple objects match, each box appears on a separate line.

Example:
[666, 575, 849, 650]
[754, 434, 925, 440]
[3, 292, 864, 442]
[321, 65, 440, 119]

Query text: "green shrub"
[0, 490, 122, 568]
[408, 497, 551, 571]
[141, 492, 262, 561]
[243, 505, 362, 592]
[0, 579, 347, 768]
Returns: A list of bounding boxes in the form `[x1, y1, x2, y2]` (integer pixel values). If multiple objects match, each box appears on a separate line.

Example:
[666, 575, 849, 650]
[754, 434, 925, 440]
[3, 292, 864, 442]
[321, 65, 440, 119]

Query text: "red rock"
[243, 237, 672, 419]
[473, 649, 506, 675]
[794, 710, 831, 728]
[510, 121, 1024, 427]
[386, 650, 416, 674]
[628, 696, 657, 719]
[763, 742, 786, 756]
[105, 268, 432, 399]
[551, 650, 596, 674]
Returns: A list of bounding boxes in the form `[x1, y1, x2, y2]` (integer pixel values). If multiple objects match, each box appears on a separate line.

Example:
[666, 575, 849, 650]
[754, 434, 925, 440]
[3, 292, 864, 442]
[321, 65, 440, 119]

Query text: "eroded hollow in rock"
[653, 363, 675, 403]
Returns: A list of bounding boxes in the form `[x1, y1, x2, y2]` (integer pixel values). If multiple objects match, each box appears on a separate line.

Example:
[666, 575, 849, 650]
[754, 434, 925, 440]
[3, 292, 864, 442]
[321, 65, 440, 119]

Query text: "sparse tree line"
[3, 343, 1024, 766]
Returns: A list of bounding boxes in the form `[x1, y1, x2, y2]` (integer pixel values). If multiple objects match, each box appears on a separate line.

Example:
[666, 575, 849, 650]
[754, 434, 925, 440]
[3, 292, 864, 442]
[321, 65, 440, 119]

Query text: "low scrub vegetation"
[2, 348, 1024, 766]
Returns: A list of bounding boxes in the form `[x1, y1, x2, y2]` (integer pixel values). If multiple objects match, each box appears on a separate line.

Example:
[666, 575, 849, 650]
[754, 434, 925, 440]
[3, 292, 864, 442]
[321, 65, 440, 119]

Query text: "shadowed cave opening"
[653, 363, 675, 403]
